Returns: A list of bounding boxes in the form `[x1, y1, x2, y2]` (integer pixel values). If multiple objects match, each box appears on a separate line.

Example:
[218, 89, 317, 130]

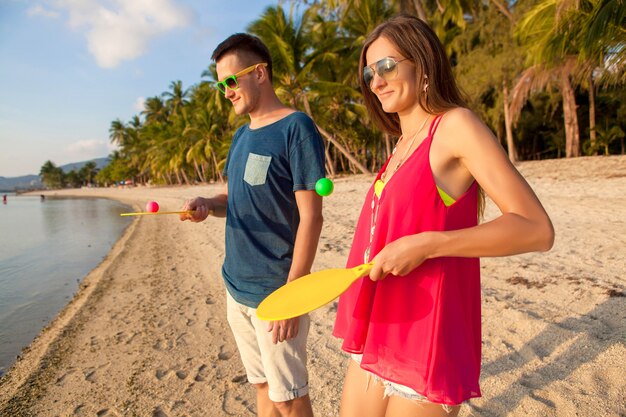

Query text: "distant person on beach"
[332, 15, 554, 417]
[180, 33, 324, 417]
[2, 195, 6, 204]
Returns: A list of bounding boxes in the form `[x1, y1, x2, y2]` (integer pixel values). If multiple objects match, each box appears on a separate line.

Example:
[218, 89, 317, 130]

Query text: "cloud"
[66, 139, 116, 159]
[133, 96, 146, 112]
[41, 0, 192, 68]
[27, 5, 61, 18]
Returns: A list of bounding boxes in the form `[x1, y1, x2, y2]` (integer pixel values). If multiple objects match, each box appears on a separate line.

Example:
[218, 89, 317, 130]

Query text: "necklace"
[380, 113, 431, 182]
[364, 114, 431, 264]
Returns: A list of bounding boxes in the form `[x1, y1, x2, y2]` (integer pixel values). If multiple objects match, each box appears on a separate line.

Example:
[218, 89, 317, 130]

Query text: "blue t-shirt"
[222, 111, 325, 308]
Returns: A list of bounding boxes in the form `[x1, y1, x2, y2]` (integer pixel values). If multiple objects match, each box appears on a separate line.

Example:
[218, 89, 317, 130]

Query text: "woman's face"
[364, 36, 419, 115]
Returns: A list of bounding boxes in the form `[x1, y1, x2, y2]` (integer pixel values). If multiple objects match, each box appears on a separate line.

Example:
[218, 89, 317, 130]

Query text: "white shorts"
[226, 290, 310, 402]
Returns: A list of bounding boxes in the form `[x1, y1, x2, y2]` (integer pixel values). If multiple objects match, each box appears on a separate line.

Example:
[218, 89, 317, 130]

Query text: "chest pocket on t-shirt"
[243, 153, 272, 186]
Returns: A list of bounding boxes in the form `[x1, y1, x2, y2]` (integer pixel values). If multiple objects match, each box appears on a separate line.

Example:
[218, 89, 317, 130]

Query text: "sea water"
[0, 194, 132, 375]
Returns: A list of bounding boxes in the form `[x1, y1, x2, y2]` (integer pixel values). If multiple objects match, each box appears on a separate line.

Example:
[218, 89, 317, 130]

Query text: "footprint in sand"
[56, 368, 77, 384]
[156, 369, 169, 380]
[218, 345, 233, 361]
[83, 363, 110, 383]
[152, 407, 168, 417]
[96, 409, 120, 417]
[194, 364, 209, 382]
[231, 373, 247, 384]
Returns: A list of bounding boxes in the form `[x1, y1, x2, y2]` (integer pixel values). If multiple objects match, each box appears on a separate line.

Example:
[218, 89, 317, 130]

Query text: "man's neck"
[248, 94, 295, 129]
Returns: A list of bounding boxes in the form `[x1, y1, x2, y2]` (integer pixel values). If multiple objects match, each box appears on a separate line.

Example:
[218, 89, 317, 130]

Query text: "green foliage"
[99, 0, 624, 186]
[39, 160, 64, 189]
[39, 160, 101, 189]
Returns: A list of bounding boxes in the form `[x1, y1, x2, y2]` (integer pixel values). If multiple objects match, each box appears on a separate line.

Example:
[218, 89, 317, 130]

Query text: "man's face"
[216, 54, 261, 116]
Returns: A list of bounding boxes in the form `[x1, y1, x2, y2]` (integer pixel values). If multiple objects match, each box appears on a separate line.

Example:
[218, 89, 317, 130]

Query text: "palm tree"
[163, 80, 189, 118]
[577, 0, 626, 152]
[248, 4, 371, 174]
[79, 161, 98, 186]
[183, 82, 233, 182]
[142, 96, 169, 124]
[39, 160, 64, 189]
[454, 2, 524, 161]
[512, 0, 585, 157]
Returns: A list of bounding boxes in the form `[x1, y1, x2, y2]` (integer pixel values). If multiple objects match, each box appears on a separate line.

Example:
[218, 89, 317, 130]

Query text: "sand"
[1, 155, 625, 416]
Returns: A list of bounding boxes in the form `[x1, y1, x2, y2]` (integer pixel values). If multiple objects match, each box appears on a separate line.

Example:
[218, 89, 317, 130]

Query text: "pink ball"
[145, 201, 159, 213]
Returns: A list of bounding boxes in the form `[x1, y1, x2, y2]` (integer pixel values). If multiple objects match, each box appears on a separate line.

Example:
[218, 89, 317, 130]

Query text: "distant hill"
[0, 157, 110, 192]
[0, 175, 42, 192]
[59, 157, 110, 173]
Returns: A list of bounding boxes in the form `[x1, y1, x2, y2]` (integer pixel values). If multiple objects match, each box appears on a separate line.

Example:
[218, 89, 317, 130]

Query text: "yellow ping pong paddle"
[120, 210, 193, 216]
[256, 263, 374, 321]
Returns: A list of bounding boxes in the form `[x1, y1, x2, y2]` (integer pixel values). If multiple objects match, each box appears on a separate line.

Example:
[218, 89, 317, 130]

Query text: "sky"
[0, 0, 278, 177]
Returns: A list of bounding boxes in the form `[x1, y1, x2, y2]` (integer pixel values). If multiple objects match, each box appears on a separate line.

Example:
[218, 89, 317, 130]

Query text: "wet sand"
[1, 155, 625, 416]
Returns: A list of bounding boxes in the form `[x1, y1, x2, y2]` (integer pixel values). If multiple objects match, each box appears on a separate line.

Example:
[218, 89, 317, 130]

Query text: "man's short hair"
[211, 33, 273, 81]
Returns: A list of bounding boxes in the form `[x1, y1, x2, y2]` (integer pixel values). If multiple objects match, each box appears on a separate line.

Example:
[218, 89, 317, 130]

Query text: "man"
[180, 33, 324, 417]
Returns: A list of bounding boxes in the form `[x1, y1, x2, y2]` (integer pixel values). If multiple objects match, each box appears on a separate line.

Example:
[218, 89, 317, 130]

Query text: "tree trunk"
[201, 163, 208, 183]
[325, 144, 336, 177]
[194, 161, 205, 183]
[384, 133, 392, 160]
[588, 72, 597, 155]
[300, 94, 370, 174]
[413, 0, 428, 21]
[561, 76, 580, 158]
[180, 169, 190, 185]
[211, 152, 223, 182]
[503, 82, 518, 162]
[490, 0, 514, 22]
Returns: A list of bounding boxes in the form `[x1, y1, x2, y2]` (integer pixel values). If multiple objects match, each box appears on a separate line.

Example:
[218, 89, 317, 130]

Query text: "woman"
[332, 15, 554, 417]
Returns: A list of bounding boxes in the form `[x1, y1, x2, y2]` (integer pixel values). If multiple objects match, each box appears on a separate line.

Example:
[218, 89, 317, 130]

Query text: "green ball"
[315, 178, 334, 196]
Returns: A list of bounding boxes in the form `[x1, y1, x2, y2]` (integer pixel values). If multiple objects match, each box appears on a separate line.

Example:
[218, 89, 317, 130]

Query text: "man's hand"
[180, 197, 213, 222]
[267, 317, 300, 344]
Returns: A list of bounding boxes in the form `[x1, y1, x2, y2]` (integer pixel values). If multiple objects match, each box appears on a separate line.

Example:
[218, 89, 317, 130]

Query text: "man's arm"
[287, 190, 324, 282]
[268, 189, 323, 343]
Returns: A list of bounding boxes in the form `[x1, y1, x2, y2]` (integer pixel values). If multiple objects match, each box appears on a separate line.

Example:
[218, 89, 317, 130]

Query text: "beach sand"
[1, 155, 625, 416]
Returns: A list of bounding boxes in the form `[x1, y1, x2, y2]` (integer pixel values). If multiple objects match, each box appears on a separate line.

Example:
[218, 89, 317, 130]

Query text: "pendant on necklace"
[364, 247, 370, 264]
[374, 179, 385, 198]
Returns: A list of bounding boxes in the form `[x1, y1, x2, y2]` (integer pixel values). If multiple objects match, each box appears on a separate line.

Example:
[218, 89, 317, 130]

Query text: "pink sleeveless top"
[333, 115, 481, 405]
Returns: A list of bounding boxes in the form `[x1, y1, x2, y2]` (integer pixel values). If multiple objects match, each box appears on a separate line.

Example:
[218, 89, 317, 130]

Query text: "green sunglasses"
[215, 63, 268, 94]
[363, 57, 409, 88]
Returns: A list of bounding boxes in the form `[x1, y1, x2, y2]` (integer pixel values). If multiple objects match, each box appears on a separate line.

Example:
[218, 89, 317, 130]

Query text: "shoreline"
[1, 156, 625, 416]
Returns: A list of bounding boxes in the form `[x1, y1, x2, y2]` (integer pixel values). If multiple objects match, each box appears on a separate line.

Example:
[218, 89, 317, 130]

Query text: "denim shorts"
[351, 354, 460, 413]
[226, 290, 310, 402]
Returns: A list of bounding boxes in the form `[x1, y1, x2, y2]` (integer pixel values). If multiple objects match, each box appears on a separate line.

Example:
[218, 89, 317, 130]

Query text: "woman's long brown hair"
[359, 14, 485, 219]
[359, 14, 467, 136]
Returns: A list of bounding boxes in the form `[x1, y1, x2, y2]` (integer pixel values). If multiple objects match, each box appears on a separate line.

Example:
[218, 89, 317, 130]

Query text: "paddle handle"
[352, 262, 374, 277]
[120, 210, 193, 216]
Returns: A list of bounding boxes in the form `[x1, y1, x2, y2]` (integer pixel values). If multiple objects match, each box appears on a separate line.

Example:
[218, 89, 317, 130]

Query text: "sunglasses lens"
[225, 76, 238, 89]
[377, 58, 397, 79]
[363, 58, 400, 88]
[363, 67, 374, 87]
[216, 76, 238, 94]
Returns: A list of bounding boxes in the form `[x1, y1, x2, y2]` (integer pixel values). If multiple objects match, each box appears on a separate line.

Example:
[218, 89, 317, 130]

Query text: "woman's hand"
[369, 232, 437, 281]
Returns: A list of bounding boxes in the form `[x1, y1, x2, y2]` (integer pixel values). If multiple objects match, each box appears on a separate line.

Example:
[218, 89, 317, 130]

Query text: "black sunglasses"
[363, 57, 409, 88]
